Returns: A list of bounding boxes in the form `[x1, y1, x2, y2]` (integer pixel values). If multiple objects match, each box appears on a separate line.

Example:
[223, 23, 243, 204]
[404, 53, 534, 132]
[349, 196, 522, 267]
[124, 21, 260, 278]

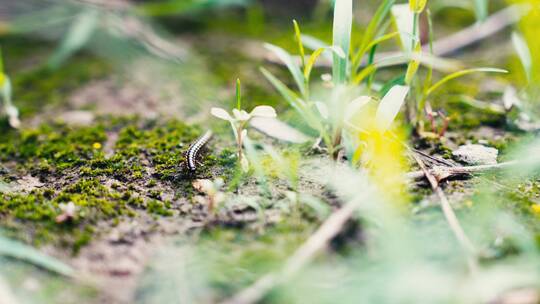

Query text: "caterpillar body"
[186, 130, 213, 172]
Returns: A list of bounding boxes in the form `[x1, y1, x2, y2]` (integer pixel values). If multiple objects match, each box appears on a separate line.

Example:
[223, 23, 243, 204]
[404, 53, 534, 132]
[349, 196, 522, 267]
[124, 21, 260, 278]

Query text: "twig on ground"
[409, 152, 478, 273]
[406, 160, 520, 182]
[220, 197, 363, 304]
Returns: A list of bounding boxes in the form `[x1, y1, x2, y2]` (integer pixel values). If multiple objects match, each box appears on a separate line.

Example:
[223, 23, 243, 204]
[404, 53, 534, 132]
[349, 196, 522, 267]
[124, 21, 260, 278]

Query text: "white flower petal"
[250, 105, 277, 118]
[375, 85, 409, 132]
[210, 107, 232, 121]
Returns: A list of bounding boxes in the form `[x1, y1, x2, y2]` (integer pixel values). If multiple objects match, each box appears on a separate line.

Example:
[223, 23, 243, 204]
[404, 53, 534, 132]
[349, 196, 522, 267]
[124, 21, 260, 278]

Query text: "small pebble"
[452, 144, 498, 165]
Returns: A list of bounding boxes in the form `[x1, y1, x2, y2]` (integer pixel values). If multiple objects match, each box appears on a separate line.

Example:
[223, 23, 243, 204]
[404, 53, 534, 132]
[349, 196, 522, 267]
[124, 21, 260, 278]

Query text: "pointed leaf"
[345, 96, 372, 121]
[48, 9, 99, 68]
[426, 68, 508, 97]
[376, 85, 409, 131]
[315, 102, 329, 120]
[0, 235, 73, 276]
[332, 0, 353, 84]
[264, 43, 306, 96]
[391, 4, 417, 53]
[512, 32, 532, 82]
[304, 46, 344, 81]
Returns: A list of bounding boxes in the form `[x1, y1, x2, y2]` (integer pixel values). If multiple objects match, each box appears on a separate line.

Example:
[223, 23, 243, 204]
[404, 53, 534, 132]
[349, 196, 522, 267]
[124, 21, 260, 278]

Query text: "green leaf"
[512, 32, 532, 83]
[353, 0, 395, 69]
[293, 20, 306, 68]
[304, 46, 345, 82]
[332, 0, 353, 84]
[0, 47, 4, 74]
[260, 67, 305, 115]
[48, 9, 99, 68]
[391, 4, 417, 53]
[426, 68, 508, 97]
[0, 235, 74, 276]
[376, 85, 410, 132]
[473, 0, 488, 22]
[236, 78, 242, 109]
[353, 64, 377, 84]
[261, 67, 321, 132]
[264, 43, 306, 97]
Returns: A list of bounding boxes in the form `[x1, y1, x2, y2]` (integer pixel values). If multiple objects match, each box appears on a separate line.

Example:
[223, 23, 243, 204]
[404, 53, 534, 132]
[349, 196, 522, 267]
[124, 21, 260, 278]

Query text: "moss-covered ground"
[1, 3, 540, 303]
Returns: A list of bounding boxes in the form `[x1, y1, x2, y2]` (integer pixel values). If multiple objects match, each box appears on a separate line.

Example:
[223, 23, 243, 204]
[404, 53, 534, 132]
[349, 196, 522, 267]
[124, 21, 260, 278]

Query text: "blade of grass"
[264, 43, 306, 97]
[332, 0, 353, 84]
[426, 68, 508, 97]
[511, 32, 532, 83]
[48, 9, 98, 68]
[304, 46, 345, 82]
[352, 0, 396, 72]
[0, 235, 74, 276]
[293, 20, 306, 69]
[236, 78, 241, 110]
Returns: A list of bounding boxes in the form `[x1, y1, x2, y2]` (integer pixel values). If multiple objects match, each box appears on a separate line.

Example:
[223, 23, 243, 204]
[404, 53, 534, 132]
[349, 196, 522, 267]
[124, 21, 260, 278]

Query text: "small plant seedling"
[0, 48, 20, 128]
[210, 79, 277, 172]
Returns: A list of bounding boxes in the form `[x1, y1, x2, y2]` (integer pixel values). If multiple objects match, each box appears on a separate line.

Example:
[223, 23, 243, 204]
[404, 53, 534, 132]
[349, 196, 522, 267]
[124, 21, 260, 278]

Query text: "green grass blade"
[352, 0, 395, 70]
[512, 32, 532, 82]
[473, 0, 488, 22]
[260, 67, 305, 114]
[236, 78, 242, 109]
[426, 68, 508, 97]
[332, 0, 353, 84]
[0, 235, 74, 276]
[304, 46, 345, 81]
[353, 64, 377, 84]
[293, 20, 306, 68]
[264, 43, 306, 97]
[0, 47, 4, 74]
[48, 9, 99, 68]
[391, 4, 417, 53]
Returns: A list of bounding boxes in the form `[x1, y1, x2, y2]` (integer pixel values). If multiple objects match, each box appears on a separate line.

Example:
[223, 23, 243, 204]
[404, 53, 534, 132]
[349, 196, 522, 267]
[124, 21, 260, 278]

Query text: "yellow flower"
[92, 142, 102, 150]
[531, 204, 540, 215]
[409, 0, 428, 13]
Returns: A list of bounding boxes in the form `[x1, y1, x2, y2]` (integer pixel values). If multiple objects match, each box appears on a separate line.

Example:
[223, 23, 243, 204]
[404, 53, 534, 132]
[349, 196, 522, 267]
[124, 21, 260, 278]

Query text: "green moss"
[0, 117, 227, 250]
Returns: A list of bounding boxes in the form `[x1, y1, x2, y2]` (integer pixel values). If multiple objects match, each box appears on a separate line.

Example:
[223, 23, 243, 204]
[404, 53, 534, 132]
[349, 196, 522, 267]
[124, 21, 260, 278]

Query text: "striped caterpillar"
[185, 130, 213, 172]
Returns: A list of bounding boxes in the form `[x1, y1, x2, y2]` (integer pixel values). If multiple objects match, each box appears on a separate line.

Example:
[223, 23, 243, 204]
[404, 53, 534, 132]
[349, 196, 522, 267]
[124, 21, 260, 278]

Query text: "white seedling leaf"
[241, 153, 249, 173]
[511, 32, 532, 82]
[233, 109, 251, 121]
[391, 4, 416, 53]
[264, 43, 306, 96]
[0, 275, 18, 304]
[376, 85, 409, 132]
[332, 0, 353, 84]
[503, 86, 522, 110]
[1, 77, 19, 128]
[345, 96, 372, 121]
[250, 105, 277, 118]
[315, 101, 329, 120]
[210, 107, 233, 121]
[250, 117, 311, 143]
